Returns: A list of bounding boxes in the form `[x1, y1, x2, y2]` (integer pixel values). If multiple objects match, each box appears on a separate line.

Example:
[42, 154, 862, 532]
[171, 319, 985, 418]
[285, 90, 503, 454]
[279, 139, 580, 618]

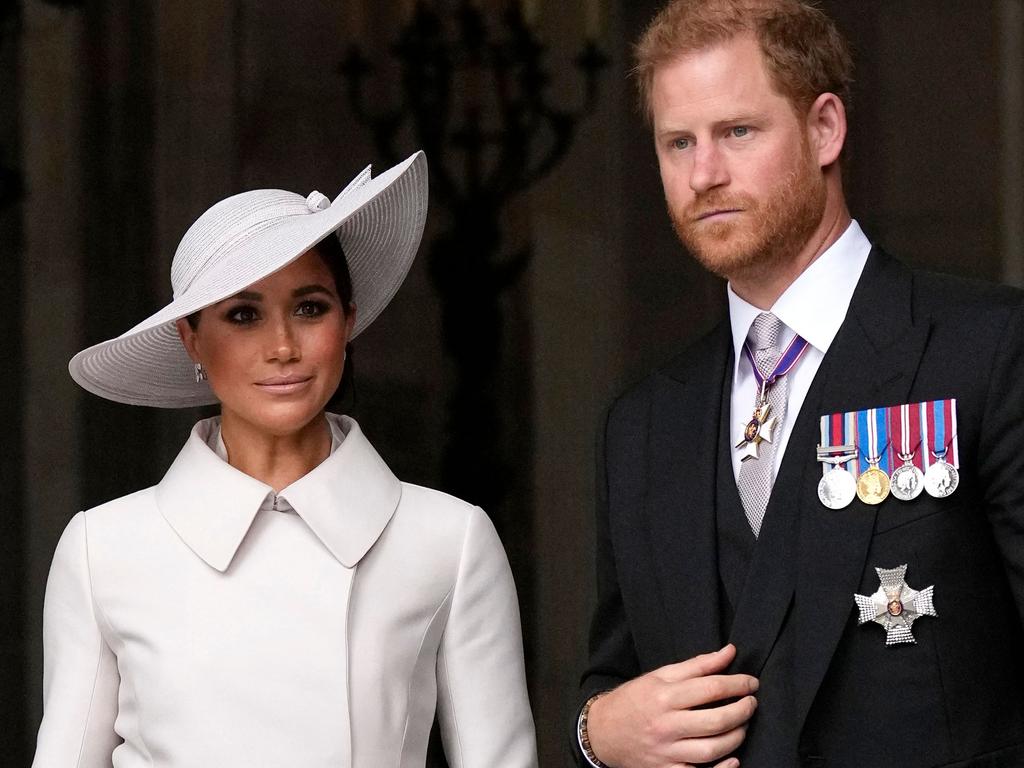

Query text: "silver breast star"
[854, 565, 936, 645]
[735, 403, 779, 462]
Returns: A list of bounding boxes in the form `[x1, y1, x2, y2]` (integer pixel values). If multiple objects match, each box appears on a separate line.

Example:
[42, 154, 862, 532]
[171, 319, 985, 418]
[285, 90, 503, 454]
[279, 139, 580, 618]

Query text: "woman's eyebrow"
[230, 290, 262, 301]
[293, 284, 335, 298]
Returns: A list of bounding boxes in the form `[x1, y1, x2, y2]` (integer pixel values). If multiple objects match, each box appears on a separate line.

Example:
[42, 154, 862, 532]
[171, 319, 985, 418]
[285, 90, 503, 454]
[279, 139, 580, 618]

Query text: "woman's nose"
[265, 318, 300, 363]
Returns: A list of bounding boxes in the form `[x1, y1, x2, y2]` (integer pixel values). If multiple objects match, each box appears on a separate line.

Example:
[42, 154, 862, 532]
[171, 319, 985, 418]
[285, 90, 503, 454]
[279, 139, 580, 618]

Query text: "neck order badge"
[734, 334, 810, 461]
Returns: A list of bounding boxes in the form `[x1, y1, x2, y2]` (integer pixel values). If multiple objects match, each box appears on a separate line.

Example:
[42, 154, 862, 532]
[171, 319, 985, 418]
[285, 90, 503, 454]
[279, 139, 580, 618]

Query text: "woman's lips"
[254, 375, 313, 395]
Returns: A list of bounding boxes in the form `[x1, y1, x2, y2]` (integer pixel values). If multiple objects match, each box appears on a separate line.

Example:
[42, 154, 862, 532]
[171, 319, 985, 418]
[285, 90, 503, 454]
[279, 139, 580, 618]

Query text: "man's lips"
[695, 208, 743, 221]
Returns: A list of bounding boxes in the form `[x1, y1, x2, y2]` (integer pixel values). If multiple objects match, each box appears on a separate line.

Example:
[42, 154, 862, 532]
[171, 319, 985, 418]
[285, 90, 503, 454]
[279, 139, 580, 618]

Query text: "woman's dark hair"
[311, 232, 354, 316]
[313, 234, 356, 410]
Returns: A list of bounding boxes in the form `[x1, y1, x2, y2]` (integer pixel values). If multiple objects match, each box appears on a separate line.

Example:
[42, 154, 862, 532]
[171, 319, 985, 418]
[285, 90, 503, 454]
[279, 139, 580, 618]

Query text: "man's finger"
[666, 724, 748, 766]
[657, 644, 737, 682]
[667, 694, 758, 738]
[669, 673, 759, 710]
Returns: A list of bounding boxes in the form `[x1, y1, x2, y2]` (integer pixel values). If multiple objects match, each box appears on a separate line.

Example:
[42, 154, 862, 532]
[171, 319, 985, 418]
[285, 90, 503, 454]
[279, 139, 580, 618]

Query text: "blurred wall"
[6, 1, 1024, 766]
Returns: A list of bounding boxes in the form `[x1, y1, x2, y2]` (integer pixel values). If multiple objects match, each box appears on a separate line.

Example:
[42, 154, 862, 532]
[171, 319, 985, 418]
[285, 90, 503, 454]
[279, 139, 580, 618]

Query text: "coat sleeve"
[435, 506, 538, 768]
[32, 512, 120, 768]
[580, 401, 641, 698]
[572, 400, 642, 765]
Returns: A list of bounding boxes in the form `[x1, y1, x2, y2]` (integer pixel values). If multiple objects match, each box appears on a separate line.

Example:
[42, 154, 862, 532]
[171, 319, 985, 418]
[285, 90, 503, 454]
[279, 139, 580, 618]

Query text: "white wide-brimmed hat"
[69, 151, 428, 408]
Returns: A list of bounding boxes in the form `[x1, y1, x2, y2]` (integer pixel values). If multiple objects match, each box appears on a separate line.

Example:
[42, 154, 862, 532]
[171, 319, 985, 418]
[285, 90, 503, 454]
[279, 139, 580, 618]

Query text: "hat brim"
[69, 151, 428, 407]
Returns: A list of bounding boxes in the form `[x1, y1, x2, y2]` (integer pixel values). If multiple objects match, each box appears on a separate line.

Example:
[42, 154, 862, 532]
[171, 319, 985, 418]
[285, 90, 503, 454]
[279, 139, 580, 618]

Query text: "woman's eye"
[296, 300, 329, 317]
[227, 306, 258, 324]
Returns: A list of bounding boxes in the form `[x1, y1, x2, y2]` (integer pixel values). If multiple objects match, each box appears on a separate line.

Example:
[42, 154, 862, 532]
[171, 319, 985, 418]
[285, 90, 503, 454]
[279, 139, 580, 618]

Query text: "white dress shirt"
[728, 220, 871, 482]
[33, 413, 538, 768]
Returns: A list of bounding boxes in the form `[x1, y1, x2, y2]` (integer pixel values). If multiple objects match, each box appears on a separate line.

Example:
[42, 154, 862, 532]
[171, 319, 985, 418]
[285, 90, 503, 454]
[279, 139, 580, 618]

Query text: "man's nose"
[689, 144, 730, 195]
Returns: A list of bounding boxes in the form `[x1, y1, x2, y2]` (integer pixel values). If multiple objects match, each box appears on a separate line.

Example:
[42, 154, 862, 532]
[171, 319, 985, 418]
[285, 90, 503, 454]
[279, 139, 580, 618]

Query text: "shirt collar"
[155, 413, 401, 572]
[727, 219, 871, 363]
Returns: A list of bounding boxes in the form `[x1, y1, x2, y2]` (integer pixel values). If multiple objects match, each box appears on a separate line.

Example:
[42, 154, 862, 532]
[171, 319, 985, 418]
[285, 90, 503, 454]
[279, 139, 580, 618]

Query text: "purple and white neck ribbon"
[742, 334, 811, 397]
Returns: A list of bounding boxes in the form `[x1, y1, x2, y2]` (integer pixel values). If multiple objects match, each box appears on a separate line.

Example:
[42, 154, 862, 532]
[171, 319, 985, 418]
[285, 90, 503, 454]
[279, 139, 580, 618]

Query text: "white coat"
[32, 414, 538, 767]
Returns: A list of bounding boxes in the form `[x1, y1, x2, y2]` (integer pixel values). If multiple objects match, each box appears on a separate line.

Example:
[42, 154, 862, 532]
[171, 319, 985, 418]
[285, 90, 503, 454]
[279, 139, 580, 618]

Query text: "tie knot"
[748, 312, 782, 351]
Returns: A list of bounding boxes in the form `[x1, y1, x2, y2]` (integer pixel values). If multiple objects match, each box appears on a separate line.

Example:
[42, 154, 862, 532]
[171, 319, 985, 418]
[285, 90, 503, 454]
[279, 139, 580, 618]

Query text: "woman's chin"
[223, 399, 328, 439]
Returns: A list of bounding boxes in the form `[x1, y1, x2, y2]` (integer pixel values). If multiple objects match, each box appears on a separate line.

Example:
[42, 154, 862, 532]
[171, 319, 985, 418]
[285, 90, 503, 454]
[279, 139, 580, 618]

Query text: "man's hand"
[587, 644, 758, 768]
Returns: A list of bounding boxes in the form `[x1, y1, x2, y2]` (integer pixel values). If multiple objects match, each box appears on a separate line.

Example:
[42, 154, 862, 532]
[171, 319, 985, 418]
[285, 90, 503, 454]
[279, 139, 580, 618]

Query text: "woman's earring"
[194, 362, 207, 383]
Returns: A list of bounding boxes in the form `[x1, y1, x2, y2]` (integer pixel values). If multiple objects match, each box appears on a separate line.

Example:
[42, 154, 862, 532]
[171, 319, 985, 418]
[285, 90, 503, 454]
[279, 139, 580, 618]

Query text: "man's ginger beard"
[669, 137, 827, 283]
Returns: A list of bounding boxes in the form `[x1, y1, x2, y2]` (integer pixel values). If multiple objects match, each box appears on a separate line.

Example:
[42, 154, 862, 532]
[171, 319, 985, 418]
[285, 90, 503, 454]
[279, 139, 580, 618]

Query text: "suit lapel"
[647, 321, 731, 660]
[792, 248, 932, 729]
[726, 367, 822, 675]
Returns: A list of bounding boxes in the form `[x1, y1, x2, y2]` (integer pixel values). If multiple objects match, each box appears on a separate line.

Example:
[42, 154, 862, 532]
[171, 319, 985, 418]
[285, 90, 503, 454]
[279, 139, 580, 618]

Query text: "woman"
[33, 152, 538, 768]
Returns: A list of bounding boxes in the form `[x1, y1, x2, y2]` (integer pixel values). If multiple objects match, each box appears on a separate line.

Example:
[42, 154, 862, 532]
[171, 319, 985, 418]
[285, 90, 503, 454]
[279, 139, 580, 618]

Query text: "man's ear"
[807, 92, 847, 168]
[175, 317, 200, 362]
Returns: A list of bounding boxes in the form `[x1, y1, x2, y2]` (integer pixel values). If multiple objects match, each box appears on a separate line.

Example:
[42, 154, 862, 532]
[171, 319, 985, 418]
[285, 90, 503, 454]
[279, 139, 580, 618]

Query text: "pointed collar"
[155, 413, 401, 572]
[726, 218, 872, 362]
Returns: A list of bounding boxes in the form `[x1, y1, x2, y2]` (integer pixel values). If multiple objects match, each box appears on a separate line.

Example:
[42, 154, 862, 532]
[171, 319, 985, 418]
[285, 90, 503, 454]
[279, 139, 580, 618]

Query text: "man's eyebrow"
[714, 113, 770, 125]
[654, 113, 770, 135]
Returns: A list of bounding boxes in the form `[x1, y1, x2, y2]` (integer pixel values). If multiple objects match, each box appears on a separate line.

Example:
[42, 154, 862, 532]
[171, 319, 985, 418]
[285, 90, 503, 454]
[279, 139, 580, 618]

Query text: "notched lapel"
[645, 324, 730, 660]
[793, 249, 933, 731]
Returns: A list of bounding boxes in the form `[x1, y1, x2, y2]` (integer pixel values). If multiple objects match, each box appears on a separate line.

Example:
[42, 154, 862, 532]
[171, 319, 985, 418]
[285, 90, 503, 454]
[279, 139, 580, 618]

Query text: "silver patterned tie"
[737, 312, 787, 537]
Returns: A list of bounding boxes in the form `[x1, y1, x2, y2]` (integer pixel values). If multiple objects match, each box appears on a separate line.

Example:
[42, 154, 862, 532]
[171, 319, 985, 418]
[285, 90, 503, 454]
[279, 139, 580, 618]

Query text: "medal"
[889, 404, 924, 501]
[925, 450, 959, 498]
[817, 453, 858, 509]
[734, 333, 810, 461]
[923, 399, 959, 498]
[891, 460, 925, 501]
[855, 408, 890, 505]
[854, 564, 936, 645]
[857, 466, 890, 505]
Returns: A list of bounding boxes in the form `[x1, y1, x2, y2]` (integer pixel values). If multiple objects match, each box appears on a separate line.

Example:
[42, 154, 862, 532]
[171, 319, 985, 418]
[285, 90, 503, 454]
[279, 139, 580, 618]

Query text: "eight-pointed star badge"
[854, 564, 936, 645]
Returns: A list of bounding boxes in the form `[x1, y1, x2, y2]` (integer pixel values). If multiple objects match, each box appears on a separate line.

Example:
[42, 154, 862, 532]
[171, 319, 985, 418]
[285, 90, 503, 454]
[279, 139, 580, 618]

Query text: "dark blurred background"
[2, 1, 1022, 765]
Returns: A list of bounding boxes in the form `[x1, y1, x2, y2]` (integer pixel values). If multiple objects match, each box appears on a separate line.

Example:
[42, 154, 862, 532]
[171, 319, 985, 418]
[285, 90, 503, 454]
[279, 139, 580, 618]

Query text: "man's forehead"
[651, 34, 787, 126]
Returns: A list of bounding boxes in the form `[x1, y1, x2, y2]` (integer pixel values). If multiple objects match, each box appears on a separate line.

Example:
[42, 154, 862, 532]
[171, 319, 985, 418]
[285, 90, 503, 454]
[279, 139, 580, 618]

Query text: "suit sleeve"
[436, 507, 538, 768]
[32, 512, 120, 768]
[979, 303, 1024, 623]
[572, 402, 642, 765]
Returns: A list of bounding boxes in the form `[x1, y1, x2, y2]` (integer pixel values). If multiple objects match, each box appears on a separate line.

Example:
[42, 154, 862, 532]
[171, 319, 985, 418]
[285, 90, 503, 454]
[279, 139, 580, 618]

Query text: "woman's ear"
[175, 318, 200, 362]
[345, 302, 357, 340]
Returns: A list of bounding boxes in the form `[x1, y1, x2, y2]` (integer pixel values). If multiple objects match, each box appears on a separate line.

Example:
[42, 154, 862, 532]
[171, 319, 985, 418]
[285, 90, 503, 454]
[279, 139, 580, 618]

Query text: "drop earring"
[194, 362, 207, 383]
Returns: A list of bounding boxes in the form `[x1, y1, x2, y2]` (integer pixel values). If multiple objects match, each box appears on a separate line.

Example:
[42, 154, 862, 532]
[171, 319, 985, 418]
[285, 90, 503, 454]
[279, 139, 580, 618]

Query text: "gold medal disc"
[856, 466, 891, 505]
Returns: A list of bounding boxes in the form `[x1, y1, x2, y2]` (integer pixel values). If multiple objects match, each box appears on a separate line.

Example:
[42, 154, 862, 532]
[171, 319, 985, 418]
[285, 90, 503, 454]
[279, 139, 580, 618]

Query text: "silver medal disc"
[890, 463, 925, 501]
[924, 460, 959, 498]
[818, 466, 857, 509]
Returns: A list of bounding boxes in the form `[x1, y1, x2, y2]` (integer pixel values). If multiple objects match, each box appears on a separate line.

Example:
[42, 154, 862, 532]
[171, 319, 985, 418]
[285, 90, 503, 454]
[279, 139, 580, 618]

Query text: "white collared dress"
[32, 414, 538, 768]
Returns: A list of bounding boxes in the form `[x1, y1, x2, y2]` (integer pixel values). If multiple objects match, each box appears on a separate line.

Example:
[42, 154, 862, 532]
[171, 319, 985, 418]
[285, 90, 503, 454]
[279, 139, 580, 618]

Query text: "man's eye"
[731, 126, 750, 138]
[671, 137, 691, 150]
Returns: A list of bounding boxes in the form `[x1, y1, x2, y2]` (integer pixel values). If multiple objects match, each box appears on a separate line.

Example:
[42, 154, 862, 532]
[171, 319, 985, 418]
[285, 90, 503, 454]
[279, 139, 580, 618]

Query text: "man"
[575, 1, 1024, 766]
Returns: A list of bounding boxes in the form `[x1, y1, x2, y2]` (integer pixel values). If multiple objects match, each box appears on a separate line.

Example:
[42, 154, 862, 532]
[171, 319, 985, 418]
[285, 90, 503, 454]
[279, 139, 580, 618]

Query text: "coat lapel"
[792, 248, 931, 730]
[726, 369, 822, 675]
[647, 321, 731, 659]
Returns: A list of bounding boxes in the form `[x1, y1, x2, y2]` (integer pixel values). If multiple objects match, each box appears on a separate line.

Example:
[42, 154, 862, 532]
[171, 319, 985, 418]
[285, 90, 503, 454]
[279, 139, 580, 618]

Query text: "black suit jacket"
[579, 249, 1024, 767]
